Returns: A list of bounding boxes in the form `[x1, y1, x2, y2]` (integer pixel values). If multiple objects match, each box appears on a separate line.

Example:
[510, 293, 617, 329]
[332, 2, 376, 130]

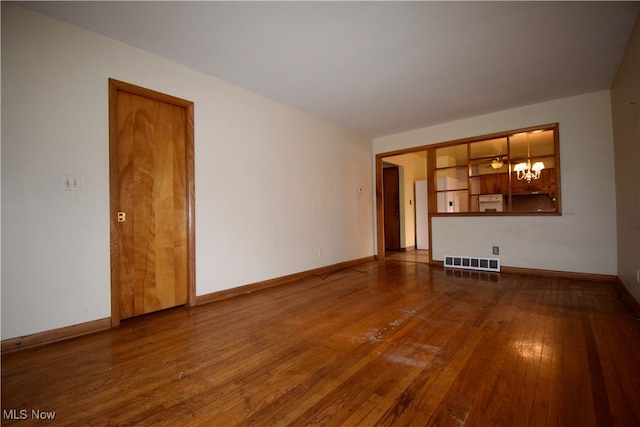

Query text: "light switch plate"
[62, 175, 81, 191]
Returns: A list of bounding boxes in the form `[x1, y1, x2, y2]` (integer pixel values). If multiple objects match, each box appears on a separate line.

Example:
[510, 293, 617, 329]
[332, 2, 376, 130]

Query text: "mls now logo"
[3, 409, 56, 420]
[3, 409, 28, 420]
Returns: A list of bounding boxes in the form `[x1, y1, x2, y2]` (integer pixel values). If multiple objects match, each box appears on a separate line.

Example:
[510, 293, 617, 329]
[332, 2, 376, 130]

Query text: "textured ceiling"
[18, 1, 640, 137]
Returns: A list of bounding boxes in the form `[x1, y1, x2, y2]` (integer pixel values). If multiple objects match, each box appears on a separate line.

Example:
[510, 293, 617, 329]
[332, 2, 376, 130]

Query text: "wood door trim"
[109, 79, 196, 327]
[375, 151, 433, 264]
[375, 155, 384, 259]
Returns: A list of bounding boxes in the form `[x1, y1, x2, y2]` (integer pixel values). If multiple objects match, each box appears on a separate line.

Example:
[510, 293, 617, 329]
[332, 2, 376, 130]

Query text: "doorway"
[109, 79, 195, 326]
[376, 150, 429, 262]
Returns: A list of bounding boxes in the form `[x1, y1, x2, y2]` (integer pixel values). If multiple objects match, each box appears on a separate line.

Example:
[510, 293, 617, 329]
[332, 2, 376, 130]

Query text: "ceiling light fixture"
[514, 133, 544, 183]
[490, 157, 504, 169]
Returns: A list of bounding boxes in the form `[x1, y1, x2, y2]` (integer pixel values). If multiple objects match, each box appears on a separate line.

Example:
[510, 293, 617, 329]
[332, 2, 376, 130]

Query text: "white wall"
[612, 13, 640, 303]
[374, 91, 617, 275]
[1, 4, 374, 339]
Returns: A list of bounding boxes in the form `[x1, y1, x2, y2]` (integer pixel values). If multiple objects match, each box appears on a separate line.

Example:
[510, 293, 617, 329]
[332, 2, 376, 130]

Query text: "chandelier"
[513, 133, 544, 183]
[514, 160, 545, 183]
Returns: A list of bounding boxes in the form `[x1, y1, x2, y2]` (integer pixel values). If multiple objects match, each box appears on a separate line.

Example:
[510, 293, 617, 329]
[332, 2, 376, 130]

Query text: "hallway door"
[383, 165, 401, 251]
[109, 79, 195, 324]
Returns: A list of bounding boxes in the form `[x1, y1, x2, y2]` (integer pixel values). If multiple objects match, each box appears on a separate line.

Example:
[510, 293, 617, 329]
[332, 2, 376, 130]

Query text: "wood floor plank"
[428, 274, 523, 426]
[525, 276, 558, 427]
[2, 260, 640, 426]
[471, 275, 550, 426]
[584, 284, 640, 426]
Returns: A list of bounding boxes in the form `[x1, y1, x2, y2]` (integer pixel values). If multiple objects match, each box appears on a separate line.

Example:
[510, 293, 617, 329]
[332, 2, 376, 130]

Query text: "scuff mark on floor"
[383, 354, 427, 367]
[351, 298, 438, 345]
[448, 406, 471, 426]
[410, 342, 443, 353]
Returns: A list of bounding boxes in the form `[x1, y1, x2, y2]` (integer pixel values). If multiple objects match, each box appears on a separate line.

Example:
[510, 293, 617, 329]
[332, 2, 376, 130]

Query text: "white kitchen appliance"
[478, 194, 503, 212]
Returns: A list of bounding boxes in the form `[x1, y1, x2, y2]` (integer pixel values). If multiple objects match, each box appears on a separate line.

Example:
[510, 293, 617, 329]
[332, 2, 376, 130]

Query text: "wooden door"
[109, 79, 195, 324]
[383, 166, 401, 251]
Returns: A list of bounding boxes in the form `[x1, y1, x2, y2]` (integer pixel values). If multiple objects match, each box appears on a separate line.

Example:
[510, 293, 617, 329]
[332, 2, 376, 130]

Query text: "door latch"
[117, 212, 126, 222]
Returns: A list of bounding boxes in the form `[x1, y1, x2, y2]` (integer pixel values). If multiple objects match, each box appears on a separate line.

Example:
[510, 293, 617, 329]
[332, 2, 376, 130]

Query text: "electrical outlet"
[492, 246, 500, 255]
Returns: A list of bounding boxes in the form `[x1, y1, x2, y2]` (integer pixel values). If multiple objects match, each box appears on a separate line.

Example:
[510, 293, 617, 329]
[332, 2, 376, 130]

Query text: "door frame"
[375, 149, 432, 263]
[108, 78, 196, 327]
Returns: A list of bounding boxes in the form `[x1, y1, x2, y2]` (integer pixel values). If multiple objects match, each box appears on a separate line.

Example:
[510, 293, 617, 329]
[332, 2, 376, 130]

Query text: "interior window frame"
[429, 123, 561, 217]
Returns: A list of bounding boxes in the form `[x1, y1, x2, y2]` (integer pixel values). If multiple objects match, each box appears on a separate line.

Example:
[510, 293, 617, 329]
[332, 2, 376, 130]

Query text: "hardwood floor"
[2, 260, 640, 426]
[384, 249, 430, 264]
